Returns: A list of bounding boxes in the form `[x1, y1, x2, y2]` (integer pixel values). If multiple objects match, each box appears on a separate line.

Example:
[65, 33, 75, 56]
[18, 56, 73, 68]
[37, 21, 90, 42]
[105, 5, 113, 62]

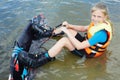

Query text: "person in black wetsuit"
[9, 14, 63, 80]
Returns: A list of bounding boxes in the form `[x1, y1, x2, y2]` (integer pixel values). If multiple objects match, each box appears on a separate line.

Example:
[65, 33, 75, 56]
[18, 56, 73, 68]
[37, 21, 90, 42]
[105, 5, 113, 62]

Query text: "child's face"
[91, 9, 106, 25]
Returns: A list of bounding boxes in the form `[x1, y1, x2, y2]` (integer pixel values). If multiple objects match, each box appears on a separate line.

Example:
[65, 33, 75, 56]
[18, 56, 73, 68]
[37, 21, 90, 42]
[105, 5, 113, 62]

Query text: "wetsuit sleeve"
[88, 30, 107, 46]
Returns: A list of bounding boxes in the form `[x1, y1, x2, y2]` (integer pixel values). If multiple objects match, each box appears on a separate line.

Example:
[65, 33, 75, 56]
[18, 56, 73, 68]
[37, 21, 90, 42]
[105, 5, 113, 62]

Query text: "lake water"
[0, 0, 120, 80]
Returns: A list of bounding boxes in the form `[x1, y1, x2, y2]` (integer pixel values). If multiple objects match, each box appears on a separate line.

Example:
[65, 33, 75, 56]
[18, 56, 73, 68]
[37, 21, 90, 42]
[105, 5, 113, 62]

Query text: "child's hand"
[60, 27, 69, 34]
[62, 21, 69, 28]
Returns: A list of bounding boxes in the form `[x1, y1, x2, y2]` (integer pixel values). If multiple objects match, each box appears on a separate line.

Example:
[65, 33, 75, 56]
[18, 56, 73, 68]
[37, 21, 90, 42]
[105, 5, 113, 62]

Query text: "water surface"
[0, 0, 120, 80]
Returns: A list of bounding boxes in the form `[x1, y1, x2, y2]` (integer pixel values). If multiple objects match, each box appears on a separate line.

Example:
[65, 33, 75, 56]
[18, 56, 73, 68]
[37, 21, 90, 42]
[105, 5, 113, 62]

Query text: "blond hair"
[91, 2, 113, 35]
[91, 2, 110, 21]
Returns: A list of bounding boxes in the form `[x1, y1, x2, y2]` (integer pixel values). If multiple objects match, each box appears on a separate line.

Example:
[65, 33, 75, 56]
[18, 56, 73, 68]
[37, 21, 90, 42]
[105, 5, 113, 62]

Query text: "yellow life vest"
[85, 21, 112, 57]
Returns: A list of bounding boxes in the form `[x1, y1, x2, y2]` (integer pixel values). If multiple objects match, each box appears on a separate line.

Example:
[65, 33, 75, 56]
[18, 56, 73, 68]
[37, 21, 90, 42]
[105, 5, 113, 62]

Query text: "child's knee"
[61, 37, 69, 42]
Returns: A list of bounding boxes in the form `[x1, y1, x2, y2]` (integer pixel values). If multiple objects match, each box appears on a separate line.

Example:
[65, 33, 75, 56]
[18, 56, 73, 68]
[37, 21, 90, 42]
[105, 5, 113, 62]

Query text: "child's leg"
[48, 28, 78, 57]
[48, 37, 75, 57]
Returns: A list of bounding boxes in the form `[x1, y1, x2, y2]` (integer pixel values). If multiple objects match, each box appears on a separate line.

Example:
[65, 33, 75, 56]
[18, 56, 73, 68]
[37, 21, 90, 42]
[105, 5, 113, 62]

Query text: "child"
[42, 2, 113, 59]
